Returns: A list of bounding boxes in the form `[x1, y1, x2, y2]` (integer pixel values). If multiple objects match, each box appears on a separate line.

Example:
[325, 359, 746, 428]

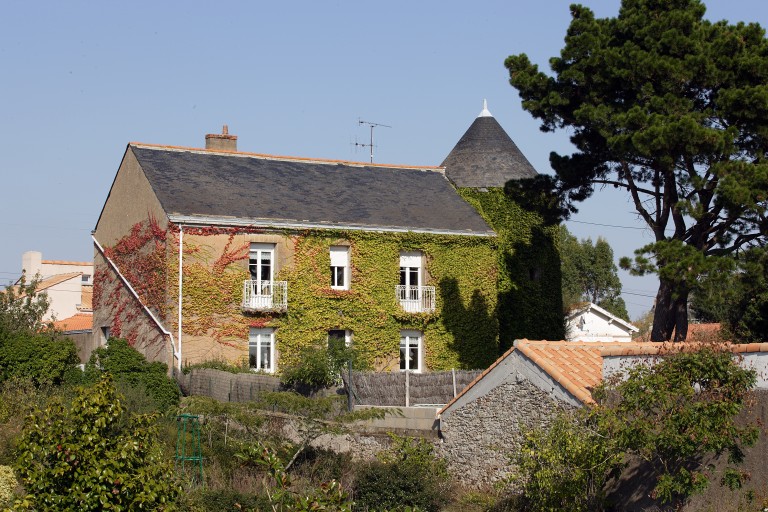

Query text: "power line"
[569, 219, 675, 233]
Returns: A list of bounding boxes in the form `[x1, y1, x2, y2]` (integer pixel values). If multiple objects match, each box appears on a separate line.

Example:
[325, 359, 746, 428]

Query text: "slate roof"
[441, 105, 538, 188]
[439, 339, 768, 412]
[130, 144, 494, 236]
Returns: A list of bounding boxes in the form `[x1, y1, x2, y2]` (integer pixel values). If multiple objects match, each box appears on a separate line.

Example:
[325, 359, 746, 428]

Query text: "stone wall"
[438, 373, 571, 487]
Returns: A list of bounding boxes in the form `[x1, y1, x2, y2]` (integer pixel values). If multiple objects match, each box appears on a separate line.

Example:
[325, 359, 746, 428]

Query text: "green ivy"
[179, 229, 499, 371]
[458, 188, 564, 348]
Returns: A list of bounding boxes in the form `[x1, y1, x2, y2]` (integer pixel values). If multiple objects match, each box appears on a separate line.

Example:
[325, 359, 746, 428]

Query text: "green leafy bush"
[84, 337, 180, 412]
[0, 465, 16, 507]
[595, 347, 758, 506]
[0, 331, 79, 386]
[281, 340, 361, 392]
[353, 435, 448, 512]
[13, 375, 180, 510]
[512, 409, 622, 512]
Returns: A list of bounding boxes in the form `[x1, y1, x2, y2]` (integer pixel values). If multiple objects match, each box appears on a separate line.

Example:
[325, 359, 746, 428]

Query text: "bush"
[353, 435, 448, 512]
[0, 465, 16, 507]
[184, 488, 270, 511]
[13, 375, 181, 510]
[281, 340, 361, 391]
[84, 337, 180, 412]
[511, 409, 622, 512]
[0, 331, 78, 386]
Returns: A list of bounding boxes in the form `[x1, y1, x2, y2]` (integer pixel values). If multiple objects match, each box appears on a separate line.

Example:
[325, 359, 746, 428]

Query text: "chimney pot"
[205, 125, 237, 151]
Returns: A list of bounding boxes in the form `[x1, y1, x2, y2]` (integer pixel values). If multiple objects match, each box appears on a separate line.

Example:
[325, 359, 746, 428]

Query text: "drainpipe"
[177, 225, 184, 373]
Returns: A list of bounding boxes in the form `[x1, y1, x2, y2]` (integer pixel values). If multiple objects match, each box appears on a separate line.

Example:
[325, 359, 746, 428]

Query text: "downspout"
[91, 234, 178, 363]
[177, 225, 184, 373]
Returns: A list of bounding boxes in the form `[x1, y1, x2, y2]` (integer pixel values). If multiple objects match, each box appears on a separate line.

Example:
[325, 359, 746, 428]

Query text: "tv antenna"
[353, 119, 391, 163]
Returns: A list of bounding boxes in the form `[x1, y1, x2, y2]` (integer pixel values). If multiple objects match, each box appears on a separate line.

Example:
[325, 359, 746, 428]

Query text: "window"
[249, 328, 275, 373]
[82, 274, 91, 284]
[100, 326, 110, 345]
[247, 243, 276, 308]
[399, 330, 422, 372]
[399, 251, 422, 289]
[330, 246, 350, 290]
[328, 329, 352, 349]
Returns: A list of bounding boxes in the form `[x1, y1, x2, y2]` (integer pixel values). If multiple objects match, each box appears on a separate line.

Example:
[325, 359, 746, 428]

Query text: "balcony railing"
[396, 285, 435, 313]
[242, 280, 288, 312]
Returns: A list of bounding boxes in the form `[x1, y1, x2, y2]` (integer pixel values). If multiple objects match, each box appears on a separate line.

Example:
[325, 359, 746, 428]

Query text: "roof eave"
[168, 215, 497, 238]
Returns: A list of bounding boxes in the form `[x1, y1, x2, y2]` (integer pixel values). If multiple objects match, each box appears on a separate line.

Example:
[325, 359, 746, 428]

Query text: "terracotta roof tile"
[42, 260, 92, 266]
[33, 272, 82, 292]
[442, 339, 768, 413]
[53, 313, 93, 332]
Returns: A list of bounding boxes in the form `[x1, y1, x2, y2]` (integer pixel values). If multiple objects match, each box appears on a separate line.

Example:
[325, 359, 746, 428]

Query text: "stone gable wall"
[438, 374, 571, 487]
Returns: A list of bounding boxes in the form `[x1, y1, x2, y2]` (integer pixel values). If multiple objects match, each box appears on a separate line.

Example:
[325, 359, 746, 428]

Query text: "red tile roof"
[53, 313, 93, 332]
[42, 260, 92, 266]
[440, 339, 768, 413]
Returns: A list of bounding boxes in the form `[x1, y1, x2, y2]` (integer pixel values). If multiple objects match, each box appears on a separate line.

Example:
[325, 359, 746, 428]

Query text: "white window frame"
[328, 329, 353, 348]
[399, 251, 422, 288]
[249, 243, 275, 286]
[399, 330, 422, 373]
[249, 328, 276, 373]
[330, 246, 350, 290]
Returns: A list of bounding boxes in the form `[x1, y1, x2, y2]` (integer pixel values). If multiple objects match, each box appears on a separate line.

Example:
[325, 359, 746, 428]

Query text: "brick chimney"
[205, 125, 237, 151]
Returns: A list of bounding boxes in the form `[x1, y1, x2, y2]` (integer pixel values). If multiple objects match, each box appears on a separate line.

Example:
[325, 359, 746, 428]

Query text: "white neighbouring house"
[565, 302, 639, 342]
[19, 251, 93, 323]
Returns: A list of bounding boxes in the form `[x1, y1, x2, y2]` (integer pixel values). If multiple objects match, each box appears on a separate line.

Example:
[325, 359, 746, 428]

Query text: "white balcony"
[396, 285, 435, 313]
[242, 280, 288, 312]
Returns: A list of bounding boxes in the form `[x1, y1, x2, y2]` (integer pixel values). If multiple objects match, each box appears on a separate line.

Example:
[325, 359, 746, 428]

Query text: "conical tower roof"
[441, 100, 538, 188]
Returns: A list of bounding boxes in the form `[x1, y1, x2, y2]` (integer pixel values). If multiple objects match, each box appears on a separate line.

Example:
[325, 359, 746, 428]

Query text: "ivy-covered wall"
[459, 188, 564, 349]
[100, 220, 500, 372]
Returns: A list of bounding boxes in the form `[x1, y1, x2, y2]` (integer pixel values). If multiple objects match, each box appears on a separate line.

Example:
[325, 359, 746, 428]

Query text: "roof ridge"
[129, 142, 444, 172]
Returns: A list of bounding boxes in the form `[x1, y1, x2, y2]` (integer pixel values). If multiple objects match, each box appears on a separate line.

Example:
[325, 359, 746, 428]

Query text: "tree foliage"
[513, 348, 757, 509]
[0, 274, 80, 386]
[691, 245, 768, 342]
[512, 409, 623, 512]
[84, 337, 180, 412]
[595, 347, 758, 505]
[560, 226, 629, 320]
[13, 374, 180, 510]
[0, 274, 51, 335]
[506, 0, 768, 341]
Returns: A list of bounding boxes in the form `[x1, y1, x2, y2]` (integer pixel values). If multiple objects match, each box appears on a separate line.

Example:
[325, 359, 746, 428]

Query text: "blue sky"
[1, 0, 765, 320]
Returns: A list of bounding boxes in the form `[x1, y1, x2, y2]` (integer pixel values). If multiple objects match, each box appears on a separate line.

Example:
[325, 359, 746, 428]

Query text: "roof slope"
[131, 145, 494, 236]
[440, 339, 768, 413]
[441, 104, 538, 188]
[53, 313, 93, 332]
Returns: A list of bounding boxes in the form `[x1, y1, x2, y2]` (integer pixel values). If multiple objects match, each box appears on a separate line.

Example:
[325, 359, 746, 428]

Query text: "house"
[565, 301, 639, 342]
[19, 251, 93, 323]
[92, 103, 563, 373]
[437, 339, 768, 486]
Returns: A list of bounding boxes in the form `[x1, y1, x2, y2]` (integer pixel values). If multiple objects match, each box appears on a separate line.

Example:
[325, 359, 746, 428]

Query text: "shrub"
[281, 340, 361, 391]
[353, 435, 448, 512]
[0, 331, 78, 386]
[84, 337, 180, 412]
[0, 465, 16, 507]
[511, 409, 622, 512]
[13, 375, 181, 510]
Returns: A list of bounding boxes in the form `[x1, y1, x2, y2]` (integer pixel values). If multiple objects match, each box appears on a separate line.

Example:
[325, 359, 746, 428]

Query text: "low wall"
[346, 370, 482, 406]
[176, 368, 282, 402]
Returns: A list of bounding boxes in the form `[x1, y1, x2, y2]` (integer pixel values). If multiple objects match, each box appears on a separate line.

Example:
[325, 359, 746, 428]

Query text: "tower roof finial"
[478, 99, 492, 118]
